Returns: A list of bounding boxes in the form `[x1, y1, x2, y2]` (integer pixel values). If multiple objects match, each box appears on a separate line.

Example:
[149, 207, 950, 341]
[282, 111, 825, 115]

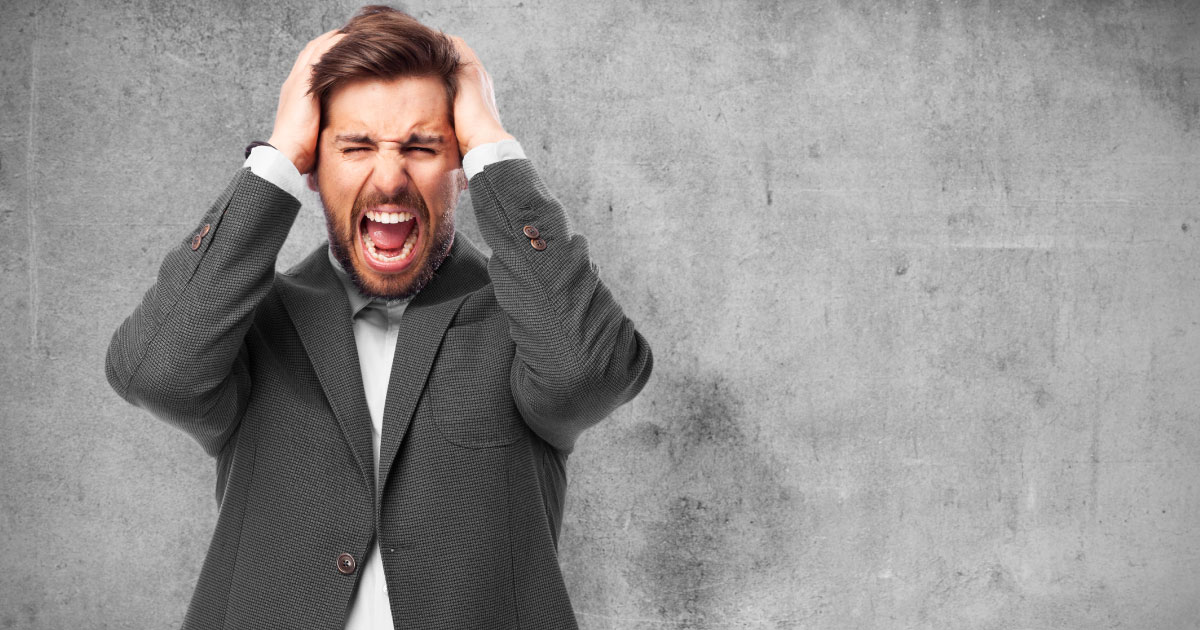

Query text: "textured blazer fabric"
[106, 160, 654, 630]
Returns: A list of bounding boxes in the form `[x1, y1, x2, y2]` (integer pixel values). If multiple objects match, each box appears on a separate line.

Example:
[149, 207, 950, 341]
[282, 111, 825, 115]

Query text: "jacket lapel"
[376, 235, 490, 499]
[277, 245, 377, 497]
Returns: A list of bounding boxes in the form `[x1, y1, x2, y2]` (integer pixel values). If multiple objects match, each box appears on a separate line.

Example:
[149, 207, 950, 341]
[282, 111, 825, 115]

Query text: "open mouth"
[359, 209, 421, 273]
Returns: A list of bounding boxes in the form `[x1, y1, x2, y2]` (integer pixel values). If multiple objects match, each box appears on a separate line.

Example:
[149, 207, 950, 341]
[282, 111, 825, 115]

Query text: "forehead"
[324, 76, 451, 136]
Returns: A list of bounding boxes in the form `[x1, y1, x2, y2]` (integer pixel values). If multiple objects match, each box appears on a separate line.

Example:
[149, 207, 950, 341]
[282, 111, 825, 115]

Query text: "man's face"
[313, 76, 465, 301]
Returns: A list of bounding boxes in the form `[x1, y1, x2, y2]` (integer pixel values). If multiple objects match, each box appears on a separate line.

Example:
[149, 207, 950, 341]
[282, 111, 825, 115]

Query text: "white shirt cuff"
[244, 145, 306, 201]
[462, 139, 526, 180]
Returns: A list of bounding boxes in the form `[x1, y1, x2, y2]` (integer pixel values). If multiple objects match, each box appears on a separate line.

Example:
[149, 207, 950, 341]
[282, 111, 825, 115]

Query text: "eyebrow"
[333, 132, 446, 145]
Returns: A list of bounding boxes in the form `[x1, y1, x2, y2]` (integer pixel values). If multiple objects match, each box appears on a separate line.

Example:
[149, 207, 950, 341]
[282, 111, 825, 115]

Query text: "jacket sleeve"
[105, 168, 301, 457]
[468, 159, 654, 453]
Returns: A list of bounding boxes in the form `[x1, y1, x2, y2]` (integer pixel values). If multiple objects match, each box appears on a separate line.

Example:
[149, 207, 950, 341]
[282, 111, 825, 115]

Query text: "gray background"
[2, 0, 1198, 628]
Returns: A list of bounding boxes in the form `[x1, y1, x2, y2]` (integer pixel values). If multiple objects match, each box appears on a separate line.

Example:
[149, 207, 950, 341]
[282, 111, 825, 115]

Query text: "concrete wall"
[2, 0, 1198, 627]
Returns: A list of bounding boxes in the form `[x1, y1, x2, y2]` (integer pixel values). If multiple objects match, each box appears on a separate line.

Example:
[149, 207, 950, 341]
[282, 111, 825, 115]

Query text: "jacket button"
[190, 234, 203, 251]
[530, 237, 547, 251]
[336, 553, 357, 575]
[199, 223, 211, 237]
[522, 225, 540, 239]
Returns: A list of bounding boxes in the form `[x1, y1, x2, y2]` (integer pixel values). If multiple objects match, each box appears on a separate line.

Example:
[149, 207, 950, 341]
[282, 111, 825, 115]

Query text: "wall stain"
[1135, 60, 1200, 133]
[627, 371, 812, 627]
[628, 420, 665, 449]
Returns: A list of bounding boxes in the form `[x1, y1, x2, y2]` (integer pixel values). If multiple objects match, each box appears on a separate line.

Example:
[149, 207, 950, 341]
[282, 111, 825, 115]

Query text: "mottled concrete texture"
[2, 0, 1198, 627]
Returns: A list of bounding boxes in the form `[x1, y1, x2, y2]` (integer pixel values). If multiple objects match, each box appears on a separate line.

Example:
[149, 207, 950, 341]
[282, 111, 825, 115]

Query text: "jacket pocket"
[428, 315, 526, 448]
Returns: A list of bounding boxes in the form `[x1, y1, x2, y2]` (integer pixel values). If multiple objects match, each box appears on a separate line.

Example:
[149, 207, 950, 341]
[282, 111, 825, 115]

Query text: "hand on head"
[268, 30, 345, 175]
[266, 24, 513, 175]
[446, 35, 514, 158]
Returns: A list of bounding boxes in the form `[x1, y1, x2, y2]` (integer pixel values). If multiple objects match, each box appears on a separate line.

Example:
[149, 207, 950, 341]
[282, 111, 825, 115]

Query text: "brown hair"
[309, 5, 460, 128]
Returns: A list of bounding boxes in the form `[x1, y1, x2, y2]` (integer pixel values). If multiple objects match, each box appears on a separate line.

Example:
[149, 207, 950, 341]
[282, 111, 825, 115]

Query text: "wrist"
[267, 135, 312, 174]
[244, 141, 275, 159]
[461, 129, 514, 156]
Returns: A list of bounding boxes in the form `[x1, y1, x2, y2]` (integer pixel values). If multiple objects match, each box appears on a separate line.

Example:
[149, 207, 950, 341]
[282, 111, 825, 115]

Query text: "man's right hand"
[267, 30, 344, 175]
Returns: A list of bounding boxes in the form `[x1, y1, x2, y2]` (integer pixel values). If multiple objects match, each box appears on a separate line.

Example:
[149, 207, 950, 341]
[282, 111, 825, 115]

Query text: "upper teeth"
[366, 210, 414, 224]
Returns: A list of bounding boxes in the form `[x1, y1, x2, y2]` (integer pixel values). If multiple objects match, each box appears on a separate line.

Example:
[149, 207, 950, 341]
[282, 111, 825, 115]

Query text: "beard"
[321, 180, 458, 302]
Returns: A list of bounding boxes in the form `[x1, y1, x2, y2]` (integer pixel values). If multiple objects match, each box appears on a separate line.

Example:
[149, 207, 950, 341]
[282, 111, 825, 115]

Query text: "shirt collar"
[326, 245, 411, 320]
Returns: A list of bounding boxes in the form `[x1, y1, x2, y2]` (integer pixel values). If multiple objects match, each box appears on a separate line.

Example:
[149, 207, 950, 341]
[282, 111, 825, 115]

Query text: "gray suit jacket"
[106, 159, 653, 629]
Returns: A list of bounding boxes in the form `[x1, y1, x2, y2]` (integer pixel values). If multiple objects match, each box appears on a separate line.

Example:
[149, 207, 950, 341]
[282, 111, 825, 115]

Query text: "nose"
[368, 150, 409, 199]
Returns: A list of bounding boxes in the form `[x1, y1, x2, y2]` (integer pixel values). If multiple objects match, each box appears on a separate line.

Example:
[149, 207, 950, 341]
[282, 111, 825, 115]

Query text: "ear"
[306, 172, 319, 192]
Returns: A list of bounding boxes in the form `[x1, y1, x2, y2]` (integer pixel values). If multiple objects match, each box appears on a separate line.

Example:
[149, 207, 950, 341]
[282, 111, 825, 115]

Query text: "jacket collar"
[277, 234, 490, 499]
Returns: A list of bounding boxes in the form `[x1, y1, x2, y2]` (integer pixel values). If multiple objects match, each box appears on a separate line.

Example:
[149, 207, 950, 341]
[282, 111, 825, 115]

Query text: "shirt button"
[336, 552, 357, 575]
[530, 237, 547, 251]
[522, 225, 540, 239]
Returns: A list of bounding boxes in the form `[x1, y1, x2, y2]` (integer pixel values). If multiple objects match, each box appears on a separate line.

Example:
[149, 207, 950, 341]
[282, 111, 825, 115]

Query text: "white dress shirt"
[243, 139, 525, 629]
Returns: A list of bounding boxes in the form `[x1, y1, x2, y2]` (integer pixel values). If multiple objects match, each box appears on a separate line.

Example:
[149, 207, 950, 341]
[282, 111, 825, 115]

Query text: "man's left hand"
[449, 36, 515, 158]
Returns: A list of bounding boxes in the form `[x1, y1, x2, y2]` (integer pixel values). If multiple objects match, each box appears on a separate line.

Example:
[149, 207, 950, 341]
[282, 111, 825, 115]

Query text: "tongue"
[367, 218, 415, 250]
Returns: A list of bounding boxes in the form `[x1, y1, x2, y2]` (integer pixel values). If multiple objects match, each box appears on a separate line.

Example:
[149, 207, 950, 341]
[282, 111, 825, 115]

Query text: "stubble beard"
[322, 183, 458, 302]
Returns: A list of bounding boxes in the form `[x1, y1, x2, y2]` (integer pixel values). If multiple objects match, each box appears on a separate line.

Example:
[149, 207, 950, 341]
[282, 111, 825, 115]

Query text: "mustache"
[352, 187, 428, 221]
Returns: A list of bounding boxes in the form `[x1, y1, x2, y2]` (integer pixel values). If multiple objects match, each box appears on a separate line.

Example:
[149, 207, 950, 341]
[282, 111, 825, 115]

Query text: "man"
[105, 6, 652, 629]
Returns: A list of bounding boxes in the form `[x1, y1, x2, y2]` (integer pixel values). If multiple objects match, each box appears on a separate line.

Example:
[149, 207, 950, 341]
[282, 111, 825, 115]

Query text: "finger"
[307, 32, 346, 71]
[312, 29, 345, 53]
[292, 30, 343, 73]
[298, 31, 335, 61]
[312, 28, 345, 51]
[448, 34, 481, 66]
[307, 29, 342, 50]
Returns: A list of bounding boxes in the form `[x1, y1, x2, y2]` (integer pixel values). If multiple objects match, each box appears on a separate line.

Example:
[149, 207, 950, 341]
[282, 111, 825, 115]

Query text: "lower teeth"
[363, 230, 416, 262]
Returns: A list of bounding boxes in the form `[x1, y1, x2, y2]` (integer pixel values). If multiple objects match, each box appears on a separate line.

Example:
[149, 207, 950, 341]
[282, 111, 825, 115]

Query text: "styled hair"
[309, 5, 460, 128]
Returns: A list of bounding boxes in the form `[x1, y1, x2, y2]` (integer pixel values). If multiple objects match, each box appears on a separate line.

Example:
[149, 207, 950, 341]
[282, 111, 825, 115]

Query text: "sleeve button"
[530, 237, 547, 251]
[522, 225, 540, 239]
[190, 234, 203, 250]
